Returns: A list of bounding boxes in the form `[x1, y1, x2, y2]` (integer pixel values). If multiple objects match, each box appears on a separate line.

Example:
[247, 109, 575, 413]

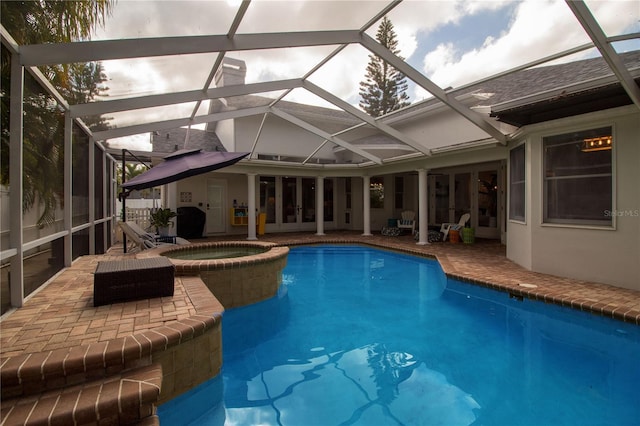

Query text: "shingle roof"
[225, 50, 640, 131]
[403, 50, 640, 114]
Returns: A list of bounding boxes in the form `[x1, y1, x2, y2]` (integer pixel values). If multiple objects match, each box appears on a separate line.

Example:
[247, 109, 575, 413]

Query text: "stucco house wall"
[213, 119, 235, 152]
[507, 106, 640, 291]
[234, 113, 338, 161]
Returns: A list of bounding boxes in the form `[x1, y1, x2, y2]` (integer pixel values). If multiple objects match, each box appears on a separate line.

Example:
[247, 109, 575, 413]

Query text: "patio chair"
[126, 221, 190, 246]
[119, 222, 152, 252]
[440, 213, 470, 242]
[397, 210, 416, 234]
[119, 222, 188, 253]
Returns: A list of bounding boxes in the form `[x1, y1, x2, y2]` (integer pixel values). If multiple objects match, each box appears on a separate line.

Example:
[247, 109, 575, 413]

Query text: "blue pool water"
[159, 245, 640, 425]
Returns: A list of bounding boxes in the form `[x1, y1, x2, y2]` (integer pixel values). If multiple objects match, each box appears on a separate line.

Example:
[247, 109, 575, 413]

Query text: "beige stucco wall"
[234, 114, 337, 161]
[507, 106, 640, 290]
[214, 119, 236, 152]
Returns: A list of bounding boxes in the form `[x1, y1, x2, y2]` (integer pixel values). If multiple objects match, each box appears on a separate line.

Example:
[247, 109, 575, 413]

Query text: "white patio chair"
[119, 222, 152, 252]
[123, 221, 190, 249]
[440, 213, 470, 241]
[397, 210, 416, 234]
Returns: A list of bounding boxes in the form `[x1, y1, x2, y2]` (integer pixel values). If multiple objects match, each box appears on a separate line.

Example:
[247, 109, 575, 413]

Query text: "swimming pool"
[159, 245, 640, 425]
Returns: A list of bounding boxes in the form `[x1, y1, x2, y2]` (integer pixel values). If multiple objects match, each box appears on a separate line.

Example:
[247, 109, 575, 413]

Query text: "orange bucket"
[449, 229, 460, 243]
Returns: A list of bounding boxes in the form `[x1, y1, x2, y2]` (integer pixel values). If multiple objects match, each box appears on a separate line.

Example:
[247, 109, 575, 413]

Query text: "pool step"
[0, 313, 216, 401]
[0, 363, 162, 425]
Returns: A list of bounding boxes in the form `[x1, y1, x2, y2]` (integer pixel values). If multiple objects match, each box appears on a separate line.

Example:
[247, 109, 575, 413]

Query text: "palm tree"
[1, 0, 115, 226]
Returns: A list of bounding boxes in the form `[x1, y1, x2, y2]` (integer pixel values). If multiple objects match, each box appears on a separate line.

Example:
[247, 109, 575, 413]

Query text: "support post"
[247, 173, 257, 240]
[362, 176, 372, 236]
[89, 137, 95, 255]
[64, 112, 72, 266]
[316, 176, 325, 235]
[9, 52, 24, 308]
[417, 168, 429, 245]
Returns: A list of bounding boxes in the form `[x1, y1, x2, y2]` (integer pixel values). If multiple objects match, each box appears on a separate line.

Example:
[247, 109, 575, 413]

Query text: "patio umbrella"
[120, 149, 249, 191]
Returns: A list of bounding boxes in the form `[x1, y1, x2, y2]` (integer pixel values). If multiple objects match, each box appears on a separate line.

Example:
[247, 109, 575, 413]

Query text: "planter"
[449, 229, 460, 243]
[158, 226, 171, 237]
[462, 227, 475, 244]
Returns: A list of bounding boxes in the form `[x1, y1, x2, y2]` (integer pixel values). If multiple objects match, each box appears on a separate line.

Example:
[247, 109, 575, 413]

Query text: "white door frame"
[429, 162, 502, 239]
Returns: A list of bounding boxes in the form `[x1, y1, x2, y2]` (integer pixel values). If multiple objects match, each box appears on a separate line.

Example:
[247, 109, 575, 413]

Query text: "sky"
[95, 0, 640, 150]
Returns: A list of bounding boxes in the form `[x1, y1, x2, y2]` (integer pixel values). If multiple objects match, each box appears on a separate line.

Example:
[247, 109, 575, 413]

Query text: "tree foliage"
[1, 0, 114, 226]
[359, 16, 410, 117]
[66, 62, 111, 131]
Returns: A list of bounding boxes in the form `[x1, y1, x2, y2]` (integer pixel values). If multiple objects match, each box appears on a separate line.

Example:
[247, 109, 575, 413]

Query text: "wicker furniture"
[94, 257, 175, 306]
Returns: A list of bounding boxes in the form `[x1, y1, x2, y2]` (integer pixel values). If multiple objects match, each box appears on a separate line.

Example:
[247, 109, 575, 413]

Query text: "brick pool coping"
[138, 240, 290, 308]
[1, 232, 639, 424]
[137, 240, 289, 275]
[267, 233, 640, 325]
[0, 255, 225, 425]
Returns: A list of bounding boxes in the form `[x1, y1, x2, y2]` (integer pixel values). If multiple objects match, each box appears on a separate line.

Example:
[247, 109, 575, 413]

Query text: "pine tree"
[359, 16, 410, 117]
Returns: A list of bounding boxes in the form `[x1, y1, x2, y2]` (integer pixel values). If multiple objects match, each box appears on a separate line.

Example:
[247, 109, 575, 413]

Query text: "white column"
[362, 176, 372, 236]
[64, 111, 73, 266]
[102, 148, 109, 252]
[9, 54, 24, 308]
[417, 168, 429, 245]
[88, 137, 95, 255]
[247, 173, 257, 240]
[166, 182, 178, 212]
[316, 176, 325, 235]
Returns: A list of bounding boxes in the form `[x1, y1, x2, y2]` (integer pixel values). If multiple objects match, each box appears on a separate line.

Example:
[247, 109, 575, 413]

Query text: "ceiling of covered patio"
[3, 0, 639, 168]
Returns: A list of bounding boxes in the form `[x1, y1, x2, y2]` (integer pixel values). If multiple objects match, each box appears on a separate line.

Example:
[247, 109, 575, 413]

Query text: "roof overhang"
[491, 76, 640, 127]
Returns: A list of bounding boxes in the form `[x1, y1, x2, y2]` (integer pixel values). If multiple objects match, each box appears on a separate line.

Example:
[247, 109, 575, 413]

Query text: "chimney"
[214, 57, 247, 87]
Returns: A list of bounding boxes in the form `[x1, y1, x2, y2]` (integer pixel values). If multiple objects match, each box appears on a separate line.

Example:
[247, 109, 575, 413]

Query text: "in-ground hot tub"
[138, 241, 289, 308]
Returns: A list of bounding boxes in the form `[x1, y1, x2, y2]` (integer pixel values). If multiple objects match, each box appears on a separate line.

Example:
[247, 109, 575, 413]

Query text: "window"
[543, 127, 612, 226]
[259, 176, 276, 223]
[509, 144, 525, 221]
[324, 178, 334, 222]
[370, 176, 384, 209]
[394, 176, 404, 210]
[345, 177, 351, 209]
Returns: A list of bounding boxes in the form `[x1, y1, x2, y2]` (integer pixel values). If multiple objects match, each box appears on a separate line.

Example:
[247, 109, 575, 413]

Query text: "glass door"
[282, 177, 298, 224]
[281, 177, 316, 231]
[259, 176, 276, 224]
[301, 178, 316, 223]
[476, 169, 500, 238]
[323, 178, 334, 223]
[430, 172, 471, 225]
[434, 174, 449, 224]
[430, 165, 502, 239]
[454, 172, 472, 224]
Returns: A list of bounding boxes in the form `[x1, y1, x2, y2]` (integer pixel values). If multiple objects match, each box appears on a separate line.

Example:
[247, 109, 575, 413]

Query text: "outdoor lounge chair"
[126, 221, 190, 245]
[397, 210, 416, 234]
[119, 222, 189, 252]
[440, 213, 470, 242]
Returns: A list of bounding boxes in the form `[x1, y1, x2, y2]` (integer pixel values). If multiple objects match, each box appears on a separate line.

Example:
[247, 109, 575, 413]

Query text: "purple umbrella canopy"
[121, 149, 249, 191]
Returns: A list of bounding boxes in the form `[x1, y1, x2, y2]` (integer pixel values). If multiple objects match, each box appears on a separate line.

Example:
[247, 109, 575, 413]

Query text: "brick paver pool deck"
[1, 232, 639, 424]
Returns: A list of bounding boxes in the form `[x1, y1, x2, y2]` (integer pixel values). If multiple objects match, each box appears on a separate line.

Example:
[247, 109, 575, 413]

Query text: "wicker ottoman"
[94, 257, 175, 307]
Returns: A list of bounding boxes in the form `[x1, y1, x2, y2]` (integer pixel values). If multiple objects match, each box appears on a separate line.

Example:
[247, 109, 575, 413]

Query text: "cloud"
[414, 0, 639, 99]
